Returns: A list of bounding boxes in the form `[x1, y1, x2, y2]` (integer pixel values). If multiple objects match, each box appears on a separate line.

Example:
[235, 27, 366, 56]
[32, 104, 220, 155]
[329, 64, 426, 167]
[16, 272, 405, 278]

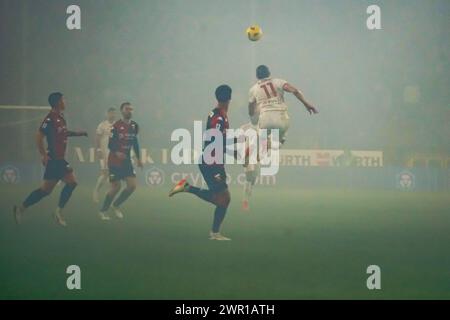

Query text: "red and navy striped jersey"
[203, 107, 229, 166]
[39, 111, 68, 160]
[108, 119, 139, 166]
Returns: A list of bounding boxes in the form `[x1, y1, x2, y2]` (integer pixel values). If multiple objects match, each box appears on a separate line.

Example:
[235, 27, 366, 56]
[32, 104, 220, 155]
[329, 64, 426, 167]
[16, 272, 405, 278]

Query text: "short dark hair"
[48, 92, 63, 108]
[256, 65, 270, 79]
[107, 107, 116, 112]
[120, 102, 131, 111]
[215, 85, 232, 102]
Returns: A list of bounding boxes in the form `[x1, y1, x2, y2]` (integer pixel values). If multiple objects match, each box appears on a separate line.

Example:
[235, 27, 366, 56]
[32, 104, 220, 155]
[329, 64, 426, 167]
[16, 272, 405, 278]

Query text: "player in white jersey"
[248, 65, 318, 146]
[240, 120, 260, 211]
[93, 107, 117, 203]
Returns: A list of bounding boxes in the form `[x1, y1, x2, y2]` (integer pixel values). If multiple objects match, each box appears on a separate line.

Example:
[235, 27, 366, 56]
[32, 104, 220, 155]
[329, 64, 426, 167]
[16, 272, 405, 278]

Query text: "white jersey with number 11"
[249, 78, 288, 113]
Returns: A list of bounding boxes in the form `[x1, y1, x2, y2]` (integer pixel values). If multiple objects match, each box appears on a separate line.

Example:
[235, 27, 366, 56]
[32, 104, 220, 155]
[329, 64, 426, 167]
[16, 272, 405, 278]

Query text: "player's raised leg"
[170, 167, 231, 240]
[169, 178, 214, 204]
[169, 178, 231, 240]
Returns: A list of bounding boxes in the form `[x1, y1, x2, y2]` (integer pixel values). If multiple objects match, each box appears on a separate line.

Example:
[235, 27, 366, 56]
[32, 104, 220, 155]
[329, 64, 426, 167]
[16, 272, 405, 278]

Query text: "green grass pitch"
[1, 185, 449, 299]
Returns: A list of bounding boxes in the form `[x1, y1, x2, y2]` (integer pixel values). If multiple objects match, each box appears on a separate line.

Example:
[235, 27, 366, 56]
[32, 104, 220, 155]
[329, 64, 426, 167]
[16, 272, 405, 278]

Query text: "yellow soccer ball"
[246, 25, 263, 41]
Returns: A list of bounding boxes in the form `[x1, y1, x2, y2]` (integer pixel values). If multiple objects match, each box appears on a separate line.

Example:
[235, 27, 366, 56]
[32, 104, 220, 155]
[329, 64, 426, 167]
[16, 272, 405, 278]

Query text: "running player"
[98, 102, 142, 220]
[93, 107, 117, 203]
[248, 65, 318, 147]
[169, 85, 233, 240]
[13, 92, 88, 227]
[240, 118, 260, 211]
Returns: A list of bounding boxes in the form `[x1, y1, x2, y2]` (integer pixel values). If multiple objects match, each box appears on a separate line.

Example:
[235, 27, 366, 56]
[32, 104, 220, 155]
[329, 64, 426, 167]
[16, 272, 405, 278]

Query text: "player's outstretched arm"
[283, 83, 318, 114]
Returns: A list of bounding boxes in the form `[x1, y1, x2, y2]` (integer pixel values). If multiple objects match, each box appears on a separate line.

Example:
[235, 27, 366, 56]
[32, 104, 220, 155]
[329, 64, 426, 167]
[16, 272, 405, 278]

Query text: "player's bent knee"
[41, 184, 55, 194]
[217, 191, 231, 208]
[109, 185, 121, 195]
[219, 199, 230, 208]
[112, 187, 121, 194]
[39, 187, 52, 197]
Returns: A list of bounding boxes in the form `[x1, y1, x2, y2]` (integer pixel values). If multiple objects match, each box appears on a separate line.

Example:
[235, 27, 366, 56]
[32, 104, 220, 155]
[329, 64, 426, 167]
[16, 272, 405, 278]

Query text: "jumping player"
[98, 102, 142, 220]
[169, 85, 233, 240]
[13, 92, 88, 226]
[248, 65, 318, 147]
[93, 107, 117, 203]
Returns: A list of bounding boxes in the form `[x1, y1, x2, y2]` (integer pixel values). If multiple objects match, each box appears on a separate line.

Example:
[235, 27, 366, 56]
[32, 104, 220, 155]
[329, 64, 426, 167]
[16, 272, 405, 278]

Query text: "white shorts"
[258, 110, 290, 142]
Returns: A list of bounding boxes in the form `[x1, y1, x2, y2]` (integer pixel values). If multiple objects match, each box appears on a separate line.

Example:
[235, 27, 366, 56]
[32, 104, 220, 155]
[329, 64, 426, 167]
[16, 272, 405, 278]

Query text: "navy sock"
[101, 193, 115, 212]
[113, 189, 134, 208]
[23, 188, 49, 208]
[58, 183, 77, 209]
[187, 185, 214, 204]
[212, 206, 227, 233]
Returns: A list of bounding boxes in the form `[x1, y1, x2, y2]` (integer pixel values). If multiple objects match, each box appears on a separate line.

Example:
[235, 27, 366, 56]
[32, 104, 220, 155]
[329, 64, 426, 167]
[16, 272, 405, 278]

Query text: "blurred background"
[0, 0, 449, 186]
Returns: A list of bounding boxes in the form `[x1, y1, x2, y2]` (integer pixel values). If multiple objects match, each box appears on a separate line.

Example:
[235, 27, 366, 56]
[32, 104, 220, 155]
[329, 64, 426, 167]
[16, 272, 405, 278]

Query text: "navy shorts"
[43, 159, 73, 181]
[199, 163, 228, 193]
[109, 161, 136, 182]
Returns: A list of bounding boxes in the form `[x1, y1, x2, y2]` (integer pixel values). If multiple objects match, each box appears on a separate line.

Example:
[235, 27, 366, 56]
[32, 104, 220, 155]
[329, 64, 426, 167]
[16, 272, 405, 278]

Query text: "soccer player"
[93, 107, 117, 203]
[98, 102, 142, 220]
[13, 92, 88, 226]
[169, 85, 233, 241]
[248, 65, 318, 147]
[240, 119, 260, 211]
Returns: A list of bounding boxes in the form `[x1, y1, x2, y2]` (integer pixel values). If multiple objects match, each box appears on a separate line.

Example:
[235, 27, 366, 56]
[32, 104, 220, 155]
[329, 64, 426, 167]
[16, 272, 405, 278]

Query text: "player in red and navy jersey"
[98, 102, 143, 220]
[13, 92, 88, 226]
[169, 85, 232, 240]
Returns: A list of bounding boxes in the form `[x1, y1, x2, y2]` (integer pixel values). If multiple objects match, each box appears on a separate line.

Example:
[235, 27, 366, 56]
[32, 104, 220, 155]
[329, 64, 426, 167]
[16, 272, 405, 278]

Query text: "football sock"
[113, 188, 134, 208]
[58, 183, 77, 209]
[187, 185, 214, 204]
[23, 188, 49, 209]
[212, 206, 227, 233]
[101, 193, 115, 212]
